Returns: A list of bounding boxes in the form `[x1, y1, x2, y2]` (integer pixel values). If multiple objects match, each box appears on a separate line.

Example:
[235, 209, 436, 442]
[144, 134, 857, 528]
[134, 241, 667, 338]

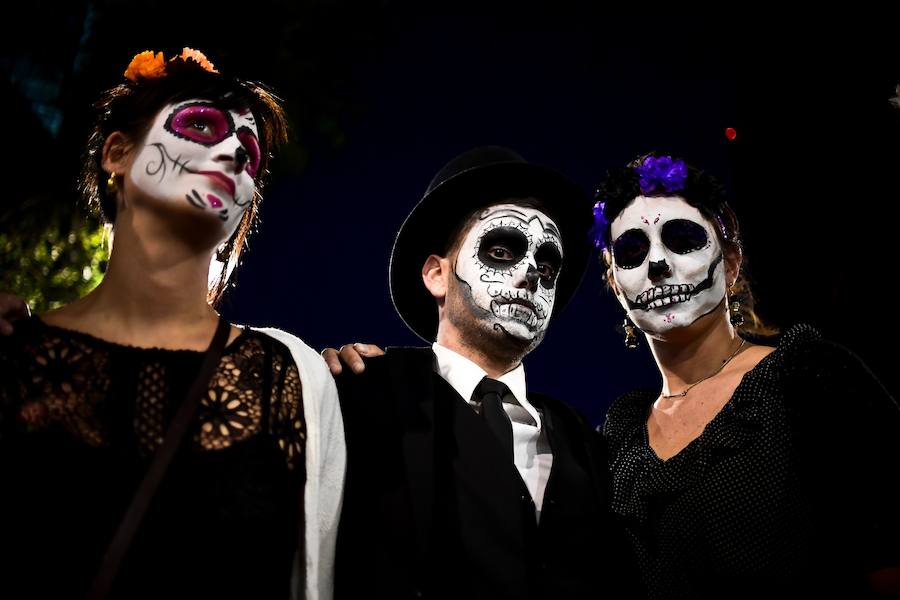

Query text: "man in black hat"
[332, 146, 638, 599]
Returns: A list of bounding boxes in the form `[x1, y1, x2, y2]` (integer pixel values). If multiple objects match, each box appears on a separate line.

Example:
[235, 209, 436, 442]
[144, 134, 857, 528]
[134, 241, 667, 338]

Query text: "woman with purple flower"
[594, 153, 900, 598]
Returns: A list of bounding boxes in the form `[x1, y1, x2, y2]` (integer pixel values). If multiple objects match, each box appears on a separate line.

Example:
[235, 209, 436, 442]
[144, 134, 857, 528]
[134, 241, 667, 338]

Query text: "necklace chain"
[661, 338, 747, 399]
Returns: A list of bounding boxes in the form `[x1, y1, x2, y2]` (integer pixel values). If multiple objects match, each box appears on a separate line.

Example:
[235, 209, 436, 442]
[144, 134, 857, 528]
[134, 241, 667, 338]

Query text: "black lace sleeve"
[269, 343, 307, 475]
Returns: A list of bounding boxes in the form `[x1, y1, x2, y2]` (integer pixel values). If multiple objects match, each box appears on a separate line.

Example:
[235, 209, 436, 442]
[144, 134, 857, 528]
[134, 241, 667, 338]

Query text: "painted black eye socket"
[478, 227, 528, 269]
[612, 229, 650, 269]
[661, 219, 709, 254]
[534, 242, 562, 289]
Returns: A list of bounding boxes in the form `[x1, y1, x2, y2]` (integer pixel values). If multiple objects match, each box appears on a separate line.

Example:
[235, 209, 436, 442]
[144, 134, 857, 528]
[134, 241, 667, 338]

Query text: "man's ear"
[422, 254, 450, 301]
[100, 131, 133, 176]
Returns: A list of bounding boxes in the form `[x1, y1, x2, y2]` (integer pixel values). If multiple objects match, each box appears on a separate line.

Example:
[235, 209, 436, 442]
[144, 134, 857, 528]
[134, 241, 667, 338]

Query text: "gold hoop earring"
[106, 173, 119, 196]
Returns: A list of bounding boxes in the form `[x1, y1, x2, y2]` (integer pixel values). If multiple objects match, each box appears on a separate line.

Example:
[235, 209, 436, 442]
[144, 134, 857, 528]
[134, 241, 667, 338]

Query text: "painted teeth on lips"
[645, 293, 691, 310]
[491, 302, 540, 328]
[637, 283, 693, 306]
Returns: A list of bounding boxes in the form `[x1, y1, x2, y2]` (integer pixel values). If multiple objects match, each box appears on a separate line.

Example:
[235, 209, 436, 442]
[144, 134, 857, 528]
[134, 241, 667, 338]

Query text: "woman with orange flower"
[0, 48, 344, 599]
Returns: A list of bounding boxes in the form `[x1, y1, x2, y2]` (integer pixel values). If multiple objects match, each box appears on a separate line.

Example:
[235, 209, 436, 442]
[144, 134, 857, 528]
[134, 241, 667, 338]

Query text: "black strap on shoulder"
[88, 317, 232, 599]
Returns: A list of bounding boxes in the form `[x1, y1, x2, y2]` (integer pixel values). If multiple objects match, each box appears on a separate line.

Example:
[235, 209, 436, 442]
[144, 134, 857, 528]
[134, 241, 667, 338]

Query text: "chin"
[489, 319, 545, 351]
[635, 312, 691, 337]
[640, 305, 722, 342]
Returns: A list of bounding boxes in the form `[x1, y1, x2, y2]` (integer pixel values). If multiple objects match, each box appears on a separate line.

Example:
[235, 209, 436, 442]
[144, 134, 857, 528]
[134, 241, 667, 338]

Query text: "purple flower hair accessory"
[590, 200, 610, 250]
[635, 155, 688, 195]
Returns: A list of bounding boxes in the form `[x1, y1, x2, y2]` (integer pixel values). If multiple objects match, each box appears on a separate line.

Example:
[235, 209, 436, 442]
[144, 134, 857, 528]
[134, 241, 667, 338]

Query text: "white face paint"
[454, 203, 563, 344]
[130, 98, 261, 237]
[610, 195, 726, 335]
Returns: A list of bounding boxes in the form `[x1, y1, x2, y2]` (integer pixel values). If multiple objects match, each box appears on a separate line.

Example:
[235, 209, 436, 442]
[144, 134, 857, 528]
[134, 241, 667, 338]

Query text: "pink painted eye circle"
[166, 104, 233, 145]
[236, 127, 261, 178]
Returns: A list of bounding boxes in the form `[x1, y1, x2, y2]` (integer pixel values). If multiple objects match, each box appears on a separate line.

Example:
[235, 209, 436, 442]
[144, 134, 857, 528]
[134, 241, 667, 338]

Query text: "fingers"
[321, 347, 343, 376]
[339, 344, 368, 375]
[354, 343, 385, 358]
[322, 342, 386, 376]
[0, 293, 30, 336]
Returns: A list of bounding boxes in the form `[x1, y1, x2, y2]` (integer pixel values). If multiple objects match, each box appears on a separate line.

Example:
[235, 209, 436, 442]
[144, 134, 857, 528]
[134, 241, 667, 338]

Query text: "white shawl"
[254, 327, 346, 600]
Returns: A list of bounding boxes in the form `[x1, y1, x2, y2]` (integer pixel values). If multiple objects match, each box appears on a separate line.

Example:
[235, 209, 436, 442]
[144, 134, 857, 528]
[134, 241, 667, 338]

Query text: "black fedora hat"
[389, 146, 593, 342]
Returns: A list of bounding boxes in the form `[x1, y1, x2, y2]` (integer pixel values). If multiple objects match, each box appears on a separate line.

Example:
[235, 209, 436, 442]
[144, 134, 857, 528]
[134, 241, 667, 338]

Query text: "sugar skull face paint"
[610, 195, 726, 335]
[130, 99, 261, 237]
[453, 203, 563, 346]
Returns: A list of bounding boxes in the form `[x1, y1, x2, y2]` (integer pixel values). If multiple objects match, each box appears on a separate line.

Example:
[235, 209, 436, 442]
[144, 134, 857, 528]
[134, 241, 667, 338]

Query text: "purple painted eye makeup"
[236, 127, 261, 177]
[166, 103, 234, 145]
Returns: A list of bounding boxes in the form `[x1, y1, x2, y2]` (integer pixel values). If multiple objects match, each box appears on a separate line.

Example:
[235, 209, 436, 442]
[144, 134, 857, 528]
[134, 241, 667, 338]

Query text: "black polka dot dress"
[603, 324, 900, 599]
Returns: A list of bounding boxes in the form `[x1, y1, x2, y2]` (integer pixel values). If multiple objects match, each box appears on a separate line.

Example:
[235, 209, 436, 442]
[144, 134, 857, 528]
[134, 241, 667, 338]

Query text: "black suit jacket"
[335, 347, 640, 599]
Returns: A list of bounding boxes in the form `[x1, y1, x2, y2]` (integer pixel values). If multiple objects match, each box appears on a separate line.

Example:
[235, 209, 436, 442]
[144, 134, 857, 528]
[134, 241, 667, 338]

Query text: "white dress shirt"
[431, 342, 553, 519]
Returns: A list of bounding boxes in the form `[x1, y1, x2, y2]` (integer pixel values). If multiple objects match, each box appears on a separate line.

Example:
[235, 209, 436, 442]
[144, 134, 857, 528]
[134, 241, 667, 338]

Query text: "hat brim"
[390, 160, 593, 342]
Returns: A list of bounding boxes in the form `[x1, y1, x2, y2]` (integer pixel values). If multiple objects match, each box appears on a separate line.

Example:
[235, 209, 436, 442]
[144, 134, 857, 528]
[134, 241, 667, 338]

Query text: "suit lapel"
[529, 393, 569, 527]
[529, 393, 611, 531]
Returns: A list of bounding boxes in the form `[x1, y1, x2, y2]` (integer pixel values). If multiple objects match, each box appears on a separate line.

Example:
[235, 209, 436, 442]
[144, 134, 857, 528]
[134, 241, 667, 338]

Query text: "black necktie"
[472, 377, 514, 460]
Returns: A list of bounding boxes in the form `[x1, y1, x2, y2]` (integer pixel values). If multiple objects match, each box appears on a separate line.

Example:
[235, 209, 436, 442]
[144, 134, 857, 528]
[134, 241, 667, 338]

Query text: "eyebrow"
[482, 207, 530, 220]
[483, 208, 562, 238]
[173, 100, 214, 109]
[525, 214, 561, 240]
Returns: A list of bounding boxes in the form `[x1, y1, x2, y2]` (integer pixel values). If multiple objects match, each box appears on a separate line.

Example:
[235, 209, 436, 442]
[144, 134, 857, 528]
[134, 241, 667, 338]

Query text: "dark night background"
[3, 3, 899, 425]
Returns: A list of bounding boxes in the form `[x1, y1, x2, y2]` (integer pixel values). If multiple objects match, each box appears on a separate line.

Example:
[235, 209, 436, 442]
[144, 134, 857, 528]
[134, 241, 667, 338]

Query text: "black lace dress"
[0, 317, 306, 599]
[604, 324, 900, 599]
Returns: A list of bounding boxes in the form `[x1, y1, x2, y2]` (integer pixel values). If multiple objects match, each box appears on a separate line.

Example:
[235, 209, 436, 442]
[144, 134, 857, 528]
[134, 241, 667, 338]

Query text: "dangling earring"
[106, 173, 119, 196]
[623, 317, 639, 349]
[728, 286, 744, 327]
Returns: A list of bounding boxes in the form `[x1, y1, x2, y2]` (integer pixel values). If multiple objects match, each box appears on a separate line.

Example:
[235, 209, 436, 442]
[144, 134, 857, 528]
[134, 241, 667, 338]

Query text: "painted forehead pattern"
[476, 206, 562, 242]
[612, 195, 730, 247]
[612, 198, 709, 238]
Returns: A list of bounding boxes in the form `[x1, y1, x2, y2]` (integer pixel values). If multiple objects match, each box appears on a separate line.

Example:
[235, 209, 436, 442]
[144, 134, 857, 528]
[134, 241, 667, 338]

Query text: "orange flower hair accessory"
[123, 50, 166, 81]
[174, 47, 218, 74]
[122, 47, 219, 82]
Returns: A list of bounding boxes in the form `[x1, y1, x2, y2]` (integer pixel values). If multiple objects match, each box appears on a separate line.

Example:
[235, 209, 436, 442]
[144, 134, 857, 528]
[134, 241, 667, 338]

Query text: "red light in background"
[725, 127, 737, 141]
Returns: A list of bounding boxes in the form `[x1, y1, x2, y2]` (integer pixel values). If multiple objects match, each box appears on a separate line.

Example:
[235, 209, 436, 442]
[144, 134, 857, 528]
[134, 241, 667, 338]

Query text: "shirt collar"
[431, 342, 540, 426]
